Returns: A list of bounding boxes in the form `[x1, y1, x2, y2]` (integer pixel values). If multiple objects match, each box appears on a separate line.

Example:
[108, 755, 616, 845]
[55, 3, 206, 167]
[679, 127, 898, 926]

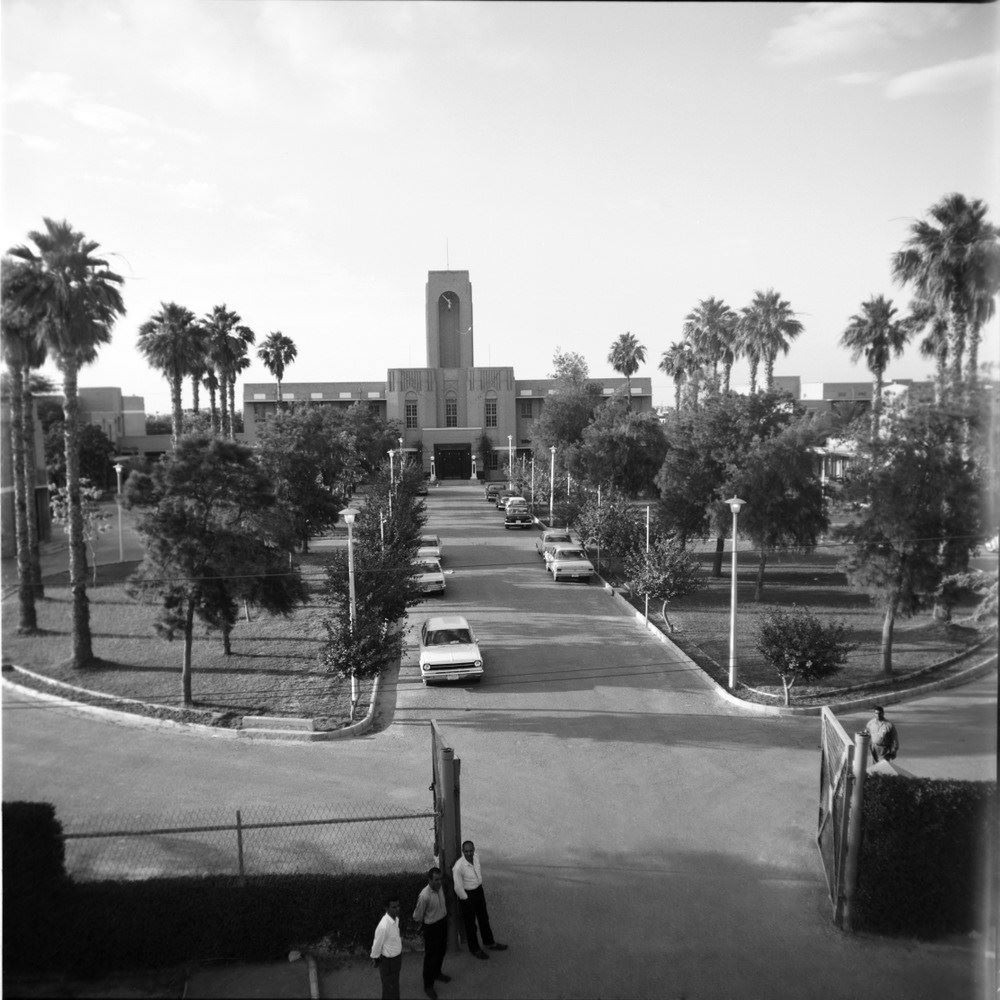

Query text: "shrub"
[621, 540, 705, 631]
[755, 606, 854, 704]
[856, 774, 997, 938]
[2, 801, 66, 895]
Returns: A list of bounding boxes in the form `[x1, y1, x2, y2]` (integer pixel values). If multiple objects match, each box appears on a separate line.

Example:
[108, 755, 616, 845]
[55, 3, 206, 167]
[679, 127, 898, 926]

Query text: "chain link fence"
[61, 802, 438, 882]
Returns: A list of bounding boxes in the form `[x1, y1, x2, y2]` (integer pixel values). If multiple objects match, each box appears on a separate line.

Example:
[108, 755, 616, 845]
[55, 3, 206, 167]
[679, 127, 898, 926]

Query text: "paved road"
[3, 483, 995, 999]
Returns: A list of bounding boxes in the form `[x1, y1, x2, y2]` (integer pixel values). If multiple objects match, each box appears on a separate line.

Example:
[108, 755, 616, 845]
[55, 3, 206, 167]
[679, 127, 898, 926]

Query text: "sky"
[2, 1, 998, 412]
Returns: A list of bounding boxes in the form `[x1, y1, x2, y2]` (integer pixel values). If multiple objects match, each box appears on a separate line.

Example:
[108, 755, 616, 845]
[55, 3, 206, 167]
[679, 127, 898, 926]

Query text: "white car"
[413, 557, 446, 596]
[503, 496, 528, 512]
[536, 529, 574, 560]
[418, 615, 484, 685]
[417, 534, 442, 561]
[548, 544, 594, 582]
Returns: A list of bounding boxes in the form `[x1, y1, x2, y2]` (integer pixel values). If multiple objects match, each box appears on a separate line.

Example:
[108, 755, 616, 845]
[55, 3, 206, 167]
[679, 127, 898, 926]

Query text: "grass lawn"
[607, 545, 991, 705]
[1, 546, 372, 727]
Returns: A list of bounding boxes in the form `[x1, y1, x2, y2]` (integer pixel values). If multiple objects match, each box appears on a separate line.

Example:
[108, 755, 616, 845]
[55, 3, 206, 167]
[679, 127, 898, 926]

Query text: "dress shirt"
[370, 913, 402, 959]
[865, 718, 898, 752]
[452, 853, 483, 900]
[413, 884, 448, 924]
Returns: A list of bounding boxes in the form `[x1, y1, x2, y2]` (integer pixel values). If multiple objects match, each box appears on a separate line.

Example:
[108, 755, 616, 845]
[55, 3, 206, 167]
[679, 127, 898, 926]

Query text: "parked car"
[413, 557, 445, 595]
[504, 504, 533, 529]
[417, 534, 442, 561]
[494, 490, 518, 509]
[484, 482, 505, 502]
[418, 615, 484, 685]
[536, 529, 574, 559]
[548, 544, 594, 582]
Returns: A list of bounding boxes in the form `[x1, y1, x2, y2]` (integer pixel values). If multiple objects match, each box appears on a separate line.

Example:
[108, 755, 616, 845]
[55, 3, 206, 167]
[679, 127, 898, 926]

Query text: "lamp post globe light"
[725, 497, 747, 690]
[339, 506, 360, 717]
[549, 446, 556, 526]
[471, 453, 477, 481]
[113, 461, 125, 562]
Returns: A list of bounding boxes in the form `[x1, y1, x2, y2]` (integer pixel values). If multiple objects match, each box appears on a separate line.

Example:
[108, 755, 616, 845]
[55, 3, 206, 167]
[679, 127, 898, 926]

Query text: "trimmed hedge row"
[855, 773, 997, 938]
[6, 871, 427, 977]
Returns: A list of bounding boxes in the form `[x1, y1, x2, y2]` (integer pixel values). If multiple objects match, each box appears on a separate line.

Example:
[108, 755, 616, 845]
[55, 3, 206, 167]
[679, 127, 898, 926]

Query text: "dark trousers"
[377, 953, 401, 999]
[421, 918, 448, 987]
[459, 885, 495, 953]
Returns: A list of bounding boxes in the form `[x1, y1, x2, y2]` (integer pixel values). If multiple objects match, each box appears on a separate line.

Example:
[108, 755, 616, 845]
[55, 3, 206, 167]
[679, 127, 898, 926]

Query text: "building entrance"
[434, 444, 471, 480]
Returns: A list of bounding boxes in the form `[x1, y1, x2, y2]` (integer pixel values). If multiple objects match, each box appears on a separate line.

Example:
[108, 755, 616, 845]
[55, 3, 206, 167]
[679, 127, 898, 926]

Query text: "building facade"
[243, 271, 652, 479]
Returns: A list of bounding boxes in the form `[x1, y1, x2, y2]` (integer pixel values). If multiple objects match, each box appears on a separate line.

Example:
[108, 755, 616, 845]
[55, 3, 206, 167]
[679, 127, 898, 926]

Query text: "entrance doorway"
[434, 444, 471, 479]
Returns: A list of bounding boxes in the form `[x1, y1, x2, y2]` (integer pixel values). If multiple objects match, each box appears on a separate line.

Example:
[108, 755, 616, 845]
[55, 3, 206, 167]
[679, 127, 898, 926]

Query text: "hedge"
[855, 773, 997, 938]
[2, 801, 67, 896]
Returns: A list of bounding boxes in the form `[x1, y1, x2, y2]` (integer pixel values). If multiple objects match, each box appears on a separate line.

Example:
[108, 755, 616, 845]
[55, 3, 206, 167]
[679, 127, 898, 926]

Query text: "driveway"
[3, 483, 994, 999]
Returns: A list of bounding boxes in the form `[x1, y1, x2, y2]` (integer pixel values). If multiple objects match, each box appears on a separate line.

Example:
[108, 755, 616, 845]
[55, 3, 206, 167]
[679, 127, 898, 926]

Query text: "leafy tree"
[724, 421, 828, 600]
[256, 404, 352, 551]
[137, 302, 204, 448]
[45, 422, 115, 491]
[839, 295, 909, 437]
[569, 395, 666, 496]
[892, 193, 1000, 396]
[529, 380, 603, 460]
[607, 331, 646, 401]
[124, 435, 304, 705]
[8, 218, 125, 668]
[622, 539, 705, 631]
[838, 404, 980, 673]
[336, 402, 402, 491]
[50, 480, 110, 584]
[257, 330, 298, 404]
[548, 347, 590, 387]
[571, 488, 647, 565]
[756, 606, 854, 705]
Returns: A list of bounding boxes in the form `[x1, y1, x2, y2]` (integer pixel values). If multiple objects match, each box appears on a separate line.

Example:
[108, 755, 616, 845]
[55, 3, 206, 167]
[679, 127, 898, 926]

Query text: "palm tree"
[736, 307, 763, 394]
[742, 289, 803, 392]
[658, 341, 691, 411]
[257, 330, 298, 405]
[229, 349, 252, 432]
[905, 297, 949, 402]
[683, 298, 738, 392]
[137, 303, 203, 448]
[188, 340, 209, 415]
[840, 295, 909, 437]
[891, 193, 1000, 397]
[203, 305, 254, 439]
[8, 218, 125, 668]
[202, 368, 221, 432]
[607, 331, 646, 404]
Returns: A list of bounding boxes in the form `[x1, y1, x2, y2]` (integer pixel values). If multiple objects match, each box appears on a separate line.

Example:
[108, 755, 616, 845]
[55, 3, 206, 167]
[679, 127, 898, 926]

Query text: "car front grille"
[426, 661, 478, 671]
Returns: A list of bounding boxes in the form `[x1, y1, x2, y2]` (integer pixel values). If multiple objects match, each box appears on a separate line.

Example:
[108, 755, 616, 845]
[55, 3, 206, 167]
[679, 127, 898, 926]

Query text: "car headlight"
[474, 659, 483, 668]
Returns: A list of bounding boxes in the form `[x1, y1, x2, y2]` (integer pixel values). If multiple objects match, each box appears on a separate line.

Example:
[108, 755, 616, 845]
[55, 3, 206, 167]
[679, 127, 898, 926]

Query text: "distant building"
[243, 271, 652, 479]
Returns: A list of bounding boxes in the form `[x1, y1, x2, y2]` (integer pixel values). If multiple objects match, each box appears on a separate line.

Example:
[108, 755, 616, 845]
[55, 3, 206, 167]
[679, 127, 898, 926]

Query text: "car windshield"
[557, 549, 586, 560]
[417, 560, 441, 572]
[547, 534, 571, 543]
[426, 628, 472, 646]
[419, 536, 439, 546]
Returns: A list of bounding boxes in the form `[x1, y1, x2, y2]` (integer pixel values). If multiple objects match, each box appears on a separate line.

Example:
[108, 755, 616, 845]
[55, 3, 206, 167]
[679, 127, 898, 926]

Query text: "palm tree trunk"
[674, 379, 682, 411]
[60, 358, 94, 667]
[220, 373, 231, 438]
[764, 355, 775, 393]
[191, 375, 200, 414]
[207, 380, 219, 433]
[871, 368, 884, 440]
[170, 375, 184, 450]
[723, 360, 732, 394]
[967, 323, 981, 390]
[228, 380, 237, 435]
[276, 376, 282, 405]
[8, 363, 37, 632]
[948, 299, 967, 397]
[880, 594, 898, 675]
[22, 366, 44, 598]
[749, 357, 759, 395]
[182, 595, 195, 705]
[934, 345, 948, 404]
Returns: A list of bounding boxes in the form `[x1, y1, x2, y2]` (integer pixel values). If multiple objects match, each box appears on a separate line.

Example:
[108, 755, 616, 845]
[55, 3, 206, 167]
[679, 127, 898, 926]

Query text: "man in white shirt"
[370, 896, 403, 999]
[413, 866, 451, 1000]
[451, 840, 508, 960]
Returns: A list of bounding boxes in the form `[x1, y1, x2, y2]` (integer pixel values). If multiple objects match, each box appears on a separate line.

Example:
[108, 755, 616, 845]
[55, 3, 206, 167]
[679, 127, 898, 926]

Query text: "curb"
[595, 577, 998, 717]
[1, 663, 382, 743]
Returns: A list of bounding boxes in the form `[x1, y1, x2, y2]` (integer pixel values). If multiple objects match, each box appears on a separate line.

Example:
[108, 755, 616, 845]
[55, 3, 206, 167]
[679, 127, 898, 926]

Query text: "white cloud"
[71, 101, 149, 132]
[11, 131, 58, 151]
[6, 70, 75, 108]
[886, 53, 998, 100]
[767, 4, 959, 65]
[171, 179, 220, 209]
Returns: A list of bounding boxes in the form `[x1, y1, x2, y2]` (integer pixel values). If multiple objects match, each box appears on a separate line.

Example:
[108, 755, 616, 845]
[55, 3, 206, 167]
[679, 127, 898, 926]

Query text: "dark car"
[504, 505, 533, 529]
[484, 483, 505, 503]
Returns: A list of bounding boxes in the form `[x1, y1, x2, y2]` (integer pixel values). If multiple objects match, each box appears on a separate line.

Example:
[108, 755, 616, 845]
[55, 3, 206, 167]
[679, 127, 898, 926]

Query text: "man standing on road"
[452, 840, 508, 960]
[866, 705, 899, 763]
[413, 866, 451, 999]
[370, 896, 403, 1000]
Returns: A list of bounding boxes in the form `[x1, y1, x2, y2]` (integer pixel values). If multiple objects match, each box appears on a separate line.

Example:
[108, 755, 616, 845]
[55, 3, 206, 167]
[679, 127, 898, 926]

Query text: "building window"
[445, 398, 458, 427]
[368, 401, 380, 413]
[488, 451, 499, 470]
[519, 399, 533, 419]
[405, 401, 418, 428]
[485, 400, 497, 428]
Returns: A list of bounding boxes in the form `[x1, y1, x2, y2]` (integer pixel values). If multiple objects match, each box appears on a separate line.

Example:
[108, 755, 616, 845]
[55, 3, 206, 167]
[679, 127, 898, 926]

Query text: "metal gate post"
[842, 731, 870, 931]
[441, 747, 462, 950]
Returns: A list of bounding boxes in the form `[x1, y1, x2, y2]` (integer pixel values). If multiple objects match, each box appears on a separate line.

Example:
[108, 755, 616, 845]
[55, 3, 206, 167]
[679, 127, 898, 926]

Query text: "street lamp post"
[113, 462, 124, 562]
[471, 454, 477, 481]
[388, 449, 395, 489]
[549, 446, 556, 526]
[566, 471, 571, 496]
[507, 435, 513, 490]
[530, 456, 535, 511]
[398, 437, 404, 473]
[430, 454, 436, 483]
[340, 506, 360, 717]
[725, 497, 747, 690]
[645, 504, 651, 623]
